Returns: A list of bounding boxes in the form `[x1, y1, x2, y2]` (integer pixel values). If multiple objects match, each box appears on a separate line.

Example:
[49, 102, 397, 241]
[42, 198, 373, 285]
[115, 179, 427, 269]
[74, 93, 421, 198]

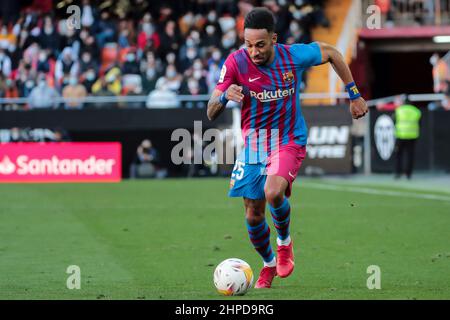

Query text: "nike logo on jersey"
[249, 77, 261, 82]
[288, 171, 296, 179]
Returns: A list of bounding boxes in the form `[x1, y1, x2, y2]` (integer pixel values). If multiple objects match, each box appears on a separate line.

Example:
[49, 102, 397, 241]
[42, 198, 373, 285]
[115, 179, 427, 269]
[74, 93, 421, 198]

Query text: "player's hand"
[350, 97, 368, 119]
[226, 84, 244, 103]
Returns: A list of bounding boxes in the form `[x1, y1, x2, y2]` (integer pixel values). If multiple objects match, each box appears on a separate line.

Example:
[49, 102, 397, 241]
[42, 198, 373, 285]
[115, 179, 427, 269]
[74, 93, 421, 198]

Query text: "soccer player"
[207, 7, 368, 288]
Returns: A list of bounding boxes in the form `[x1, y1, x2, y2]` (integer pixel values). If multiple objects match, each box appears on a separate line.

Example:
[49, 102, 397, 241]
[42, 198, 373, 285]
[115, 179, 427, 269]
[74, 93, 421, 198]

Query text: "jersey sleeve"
[215, 54, 238, 92]
[289, 42, 323, 69]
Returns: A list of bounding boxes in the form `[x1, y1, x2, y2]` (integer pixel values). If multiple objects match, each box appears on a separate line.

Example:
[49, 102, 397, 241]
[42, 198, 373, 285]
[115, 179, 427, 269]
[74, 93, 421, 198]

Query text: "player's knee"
[245, 207, 264, 226]
[264, 187, 284, 207]
[245, 213, 264, 226]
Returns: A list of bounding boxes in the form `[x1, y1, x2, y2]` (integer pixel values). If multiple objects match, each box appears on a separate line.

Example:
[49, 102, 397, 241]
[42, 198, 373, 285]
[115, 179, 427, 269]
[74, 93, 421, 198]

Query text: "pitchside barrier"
[1, 93, 448, 182]
[366, 93, 450, 173]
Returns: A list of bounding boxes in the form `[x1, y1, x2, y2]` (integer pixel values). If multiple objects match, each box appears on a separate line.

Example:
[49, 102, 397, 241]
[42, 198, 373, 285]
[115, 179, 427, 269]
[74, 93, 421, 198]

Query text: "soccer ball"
[213, 258, 254, 296]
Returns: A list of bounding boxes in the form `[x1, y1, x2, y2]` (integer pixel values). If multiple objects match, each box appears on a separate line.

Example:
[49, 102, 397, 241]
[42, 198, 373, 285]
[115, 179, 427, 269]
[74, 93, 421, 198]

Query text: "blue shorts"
[228, 143, 306, 200]
[228, 159, 267, 200]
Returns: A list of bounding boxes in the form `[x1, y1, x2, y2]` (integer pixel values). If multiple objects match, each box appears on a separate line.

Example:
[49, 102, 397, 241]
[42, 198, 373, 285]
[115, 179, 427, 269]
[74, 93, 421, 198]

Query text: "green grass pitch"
[0, 178, 449, 299]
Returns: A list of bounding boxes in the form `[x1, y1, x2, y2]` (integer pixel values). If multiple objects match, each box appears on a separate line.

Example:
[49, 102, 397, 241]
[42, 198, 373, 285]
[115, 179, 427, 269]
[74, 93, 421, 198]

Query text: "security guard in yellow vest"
[394, 100, 421, 179]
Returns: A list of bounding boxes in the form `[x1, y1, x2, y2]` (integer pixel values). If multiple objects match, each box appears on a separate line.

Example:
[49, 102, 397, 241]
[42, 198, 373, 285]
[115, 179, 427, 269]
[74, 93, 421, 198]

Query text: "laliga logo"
[0, 156, 16, 175]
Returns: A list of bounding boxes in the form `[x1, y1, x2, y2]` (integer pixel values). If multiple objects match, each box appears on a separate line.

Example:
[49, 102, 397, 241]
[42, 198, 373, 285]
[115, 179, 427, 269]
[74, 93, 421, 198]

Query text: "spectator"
[0, 48, 12, 77]
[81, 67, 97, 93]
[92, 66, 122, 95]
[91, 76, 116, 108]
[36, 49, 50, 74]
[3, 78, 20, 110]
[54, 47, 79, 85]
[81, 0, 95, 28]
[38, 15, 61, 56]
[129, 139, 163, 178]
[285, 20, 310, 45]
[79, 51, 97, 74]
[146, 79, 180, 108]
[137, 13, 160, 53]
[431, 53, 449, 94]
[0, 0, 329, 110]
[62, 76, 88, 109]
[155, 64, 182, 93]
[140, 51, 162, 93]
[80, 32, 99, 62]
[94, 10, 117, 48]
[52, 127, 71, 142]
[15, 60, 36, 97]
[117, 20, 135, 48]
[122, 50, 140, 75]
[9, 127, 24, 142]
[125, 82, 144, 109]
[201, 9, 223, 47]
[28, 73, 60, 109]
[179, 45, 199, 73]
[0, 24, 16, 50]
[180, 77, 207, 109]
[158, 20, 181, 58]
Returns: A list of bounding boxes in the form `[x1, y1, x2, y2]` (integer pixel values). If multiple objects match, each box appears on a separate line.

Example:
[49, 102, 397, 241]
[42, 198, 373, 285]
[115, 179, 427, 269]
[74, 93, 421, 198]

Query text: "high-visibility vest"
[395, 104, 421, 139]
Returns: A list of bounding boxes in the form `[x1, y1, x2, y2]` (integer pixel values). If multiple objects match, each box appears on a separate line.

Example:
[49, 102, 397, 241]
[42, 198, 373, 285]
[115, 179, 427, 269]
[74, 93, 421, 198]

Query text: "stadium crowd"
[0, 0, 329, 110]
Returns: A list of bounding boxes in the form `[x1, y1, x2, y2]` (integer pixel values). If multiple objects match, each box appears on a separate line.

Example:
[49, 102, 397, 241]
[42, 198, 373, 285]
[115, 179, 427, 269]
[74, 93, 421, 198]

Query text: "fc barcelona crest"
[283, 71, 294, 83]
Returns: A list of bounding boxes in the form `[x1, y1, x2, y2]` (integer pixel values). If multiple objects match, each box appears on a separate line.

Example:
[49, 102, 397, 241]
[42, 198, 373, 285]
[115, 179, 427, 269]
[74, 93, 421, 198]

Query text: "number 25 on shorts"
[231, 161, 245, 180]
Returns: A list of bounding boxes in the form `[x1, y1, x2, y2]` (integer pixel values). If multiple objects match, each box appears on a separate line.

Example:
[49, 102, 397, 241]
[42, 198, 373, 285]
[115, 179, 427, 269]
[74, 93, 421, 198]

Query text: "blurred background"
[0, 0, 449, 181]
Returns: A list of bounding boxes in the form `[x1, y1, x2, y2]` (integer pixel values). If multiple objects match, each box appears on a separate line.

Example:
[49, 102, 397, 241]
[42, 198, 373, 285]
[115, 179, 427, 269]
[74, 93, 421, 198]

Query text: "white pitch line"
[299, 182, 450, 203]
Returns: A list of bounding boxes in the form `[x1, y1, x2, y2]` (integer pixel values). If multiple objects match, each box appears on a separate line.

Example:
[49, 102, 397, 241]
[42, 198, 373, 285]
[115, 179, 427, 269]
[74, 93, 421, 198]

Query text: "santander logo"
[0, 155, 116, 176]
[1, 143, 121, 183]
[0, 156, 16, 175]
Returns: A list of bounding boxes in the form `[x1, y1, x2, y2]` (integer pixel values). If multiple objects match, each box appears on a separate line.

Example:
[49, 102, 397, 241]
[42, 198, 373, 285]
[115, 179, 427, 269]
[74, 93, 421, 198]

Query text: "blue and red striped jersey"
[215, 42, 322, 164]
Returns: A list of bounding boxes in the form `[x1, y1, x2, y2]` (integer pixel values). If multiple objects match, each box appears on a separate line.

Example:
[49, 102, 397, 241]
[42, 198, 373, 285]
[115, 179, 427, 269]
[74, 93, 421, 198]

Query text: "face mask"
[188, 80, 198, 91]
[183, 14, 194, 25]
[142, 23, 154, 34]
[207, 13, 216, 22]
[186, 38, 194, 47]
[69, 78, 77, 86]
[38, 81, 46, 88]
[212, 51, 221, 61]
[86, 72, 95, 81]
[430, 55, 438, 65]
[166, 70, 176, 78]
[39, 53, 47, 61]
[82, 55, 91, 63]
[186, 50, 196, 60]
[191, 32, 200, 41]
[146, 68, 155, 79]
[290, 23, 300, 33]
[206, 25, 215, 35]
[126, 54, 135, 62]
[222, 38, 235, 49]
[166, 53, 175, 64]
[193, 70, 202, 80]
[193, 61, 202, 70]
[26, 80, 35, 88]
